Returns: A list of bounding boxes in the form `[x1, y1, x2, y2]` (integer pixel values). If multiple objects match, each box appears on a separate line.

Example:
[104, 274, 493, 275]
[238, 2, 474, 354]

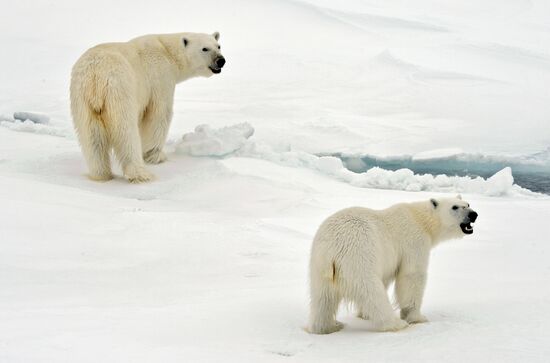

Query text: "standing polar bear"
[308, 196, 478, 334]
[70, 32, 225, 182]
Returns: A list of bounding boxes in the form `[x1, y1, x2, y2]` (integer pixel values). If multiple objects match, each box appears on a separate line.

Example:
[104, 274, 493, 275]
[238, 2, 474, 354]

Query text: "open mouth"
[460, 222, 474, 234]
[209, 66, 221, 74]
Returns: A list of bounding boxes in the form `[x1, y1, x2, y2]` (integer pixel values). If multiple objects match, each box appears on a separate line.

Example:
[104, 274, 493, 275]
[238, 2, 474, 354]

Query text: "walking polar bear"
[70, 32, 225, 182]
[308, 196, 478, 334]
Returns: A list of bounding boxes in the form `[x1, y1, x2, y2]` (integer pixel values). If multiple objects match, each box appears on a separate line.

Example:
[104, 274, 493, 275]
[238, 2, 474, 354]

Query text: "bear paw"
[88, 172, 114, 182]
[124, 166, 154, 183]
[404, 313, 428, 324]
[308, 321, 344, 335]
[374, 318, 409, 332]
[143, 149, 167, 164]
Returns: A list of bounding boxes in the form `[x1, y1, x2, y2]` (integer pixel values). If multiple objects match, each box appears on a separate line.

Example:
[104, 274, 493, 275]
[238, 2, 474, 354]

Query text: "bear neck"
[408, 201, 444, 247]
[156, 36, 193, 83]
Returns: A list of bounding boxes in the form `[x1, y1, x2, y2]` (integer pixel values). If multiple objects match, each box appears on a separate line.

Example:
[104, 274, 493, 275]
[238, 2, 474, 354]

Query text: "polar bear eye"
[202, 48, 209, 52]
[452, 205, 459, 210]
[218, 45, 221, 49]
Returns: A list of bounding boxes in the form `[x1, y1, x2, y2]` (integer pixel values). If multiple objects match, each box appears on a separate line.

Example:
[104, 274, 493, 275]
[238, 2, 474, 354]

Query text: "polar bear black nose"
[216, 57, 226, 68]
[468, 211, 478, 222]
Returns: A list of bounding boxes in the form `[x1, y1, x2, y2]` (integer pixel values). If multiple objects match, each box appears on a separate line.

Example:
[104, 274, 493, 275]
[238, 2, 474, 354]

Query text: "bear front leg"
[395, 270, 429, 324]
[140, 97, 173, 165]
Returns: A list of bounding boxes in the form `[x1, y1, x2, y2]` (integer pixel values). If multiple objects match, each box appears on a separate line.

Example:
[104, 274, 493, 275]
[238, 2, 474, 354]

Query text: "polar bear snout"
[460, 209, 478, 235]
[209, 56, 226, 74]
[215, 57, 226, 68]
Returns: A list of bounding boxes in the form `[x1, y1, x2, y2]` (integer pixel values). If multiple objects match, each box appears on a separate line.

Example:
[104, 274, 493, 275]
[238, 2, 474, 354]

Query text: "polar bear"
[70, 32, 225, 182]
[308, 196, 478, 334]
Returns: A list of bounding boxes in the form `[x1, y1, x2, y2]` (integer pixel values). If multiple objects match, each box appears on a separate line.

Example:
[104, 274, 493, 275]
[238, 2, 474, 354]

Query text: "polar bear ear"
[456, 194, 462, 200]
[212, 32, 220, 41]
[182, 38, 188, 47]
[430, 198, 438, 208]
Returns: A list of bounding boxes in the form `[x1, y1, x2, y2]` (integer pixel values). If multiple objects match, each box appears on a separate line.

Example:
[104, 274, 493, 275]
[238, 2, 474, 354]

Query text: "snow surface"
[1, 0, 550, 362]
[1, 126, 550, 362]
[0, 119, 70, 138]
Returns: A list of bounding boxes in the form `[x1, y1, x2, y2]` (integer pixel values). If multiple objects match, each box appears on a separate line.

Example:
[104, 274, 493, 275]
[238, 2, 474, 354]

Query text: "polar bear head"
[430, 195, 478, 240]
[180, 32, 225, 78]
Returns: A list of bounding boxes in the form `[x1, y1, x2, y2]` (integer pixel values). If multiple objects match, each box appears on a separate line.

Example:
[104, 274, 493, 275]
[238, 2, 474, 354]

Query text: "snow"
[176, 122, 254, 156]
[1, 127, 550, 362]
[1, 123, 549, 363]
[204, 125, 535, 196]
[0, 119, 70, 138]
[0, 114, 15, 122]
[1, 0, 550, 362]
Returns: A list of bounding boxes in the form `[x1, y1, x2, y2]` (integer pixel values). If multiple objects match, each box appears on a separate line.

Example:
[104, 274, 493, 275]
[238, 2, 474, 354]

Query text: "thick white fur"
[308, 196, 475, 334]
[70, 32, 223, 182]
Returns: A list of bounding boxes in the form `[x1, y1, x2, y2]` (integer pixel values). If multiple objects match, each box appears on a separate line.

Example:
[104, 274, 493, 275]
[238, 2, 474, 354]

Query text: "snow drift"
[175, 122, 540, 197]
[176, 123, 255, 157]
[13, 111, 50, 124]
[0, 118, 71, 138]
[0, 115, 542, 197]
[243, 146, 534, 197]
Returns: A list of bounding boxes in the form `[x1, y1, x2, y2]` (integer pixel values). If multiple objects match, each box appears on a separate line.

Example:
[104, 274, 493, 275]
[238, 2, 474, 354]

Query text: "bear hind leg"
[309, 281, 343, 334]
[74, 111, 113, 181]
[140, 99, 172, 165]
